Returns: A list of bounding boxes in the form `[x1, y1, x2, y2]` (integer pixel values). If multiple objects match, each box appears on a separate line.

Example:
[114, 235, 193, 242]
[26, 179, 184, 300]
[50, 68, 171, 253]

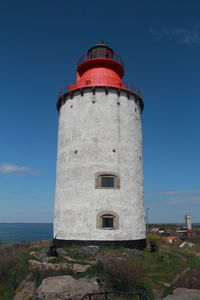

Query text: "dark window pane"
[101, 176, 114, 187]
[102, 217, 113, 228]
[90, 48, 107, 58]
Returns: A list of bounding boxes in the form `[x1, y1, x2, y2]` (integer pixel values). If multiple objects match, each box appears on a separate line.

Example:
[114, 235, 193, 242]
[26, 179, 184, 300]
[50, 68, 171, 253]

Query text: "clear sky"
[0, 0, 200, 224]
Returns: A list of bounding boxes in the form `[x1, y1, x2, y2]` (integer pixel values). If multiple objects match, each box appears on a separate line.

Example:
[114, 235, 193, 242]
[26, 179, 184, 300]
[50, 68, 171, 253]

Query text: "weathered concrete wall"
[54, 87, 146, 241]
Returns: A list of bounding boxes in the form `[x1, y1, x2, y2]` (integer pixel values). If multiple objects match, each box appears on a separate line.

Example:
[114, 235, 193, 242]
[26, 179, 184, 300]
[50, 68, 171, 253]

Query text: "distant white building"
[185, 215, 192, 230]
[54, 42, 146, 249]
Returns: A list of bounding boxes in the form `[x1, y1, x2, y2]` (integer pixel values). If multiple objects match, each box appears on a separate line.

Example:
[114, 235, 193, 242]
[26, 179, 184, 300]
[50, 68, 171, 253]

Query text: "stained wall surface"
[54, 88, 146, 241]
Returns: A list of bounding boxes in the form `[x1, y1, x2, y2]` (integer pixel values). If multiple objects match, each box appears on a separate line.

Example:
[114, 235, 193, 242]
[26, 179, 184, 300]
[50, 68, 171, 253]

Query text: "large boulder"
[35, 275, 99, 300]
[163, 288, 200, 299]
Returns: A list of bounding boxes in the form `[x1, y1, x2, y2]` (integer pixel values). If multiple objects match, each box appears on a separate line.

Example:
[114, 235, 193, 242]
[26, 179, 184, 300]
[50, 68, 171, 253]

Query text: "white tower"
[185, 215, 192, 230]
[54, 42, 146, 249]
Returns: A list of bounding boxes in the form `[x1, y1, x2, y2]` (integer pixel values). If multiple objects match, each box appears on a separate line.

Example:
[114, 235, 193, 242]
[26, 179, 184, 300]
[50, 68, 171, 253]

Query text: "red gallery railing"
[58, 80, 142, 99]
[77, 50, 124, 67]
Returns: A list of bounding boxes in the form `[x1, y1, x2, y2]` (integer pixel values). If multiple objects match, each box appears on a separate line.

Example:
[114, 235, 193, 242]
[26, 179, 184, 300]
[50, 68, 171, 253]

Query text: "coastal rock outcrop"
[29, 260, 90, 274]
[35, 275, 99, 300]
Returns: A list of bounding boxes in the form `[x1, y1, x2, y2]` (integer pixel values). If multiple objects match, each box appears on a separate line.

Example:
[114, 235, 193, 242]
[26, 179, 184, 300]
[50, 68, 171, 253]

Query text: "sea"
[0, 223, 199, 244]
[0, 223, 53, 244]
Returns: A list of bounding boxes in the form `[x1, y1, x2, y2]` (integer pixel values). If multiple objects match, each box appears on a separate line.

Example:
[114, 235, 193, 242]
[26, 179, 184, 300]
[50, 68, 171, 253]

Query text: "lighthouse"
[54, 42, 146, 250]
[185, 215, 192, 230]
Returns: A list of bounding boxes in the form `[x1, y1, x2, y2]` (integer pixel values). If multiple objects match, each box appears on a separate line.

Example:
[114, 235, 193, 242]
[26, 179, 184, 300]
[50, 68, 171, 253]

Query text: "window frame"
[96, 211, 119, 230]
[95, 173, 120, 189]
[102, 214, 114, 228]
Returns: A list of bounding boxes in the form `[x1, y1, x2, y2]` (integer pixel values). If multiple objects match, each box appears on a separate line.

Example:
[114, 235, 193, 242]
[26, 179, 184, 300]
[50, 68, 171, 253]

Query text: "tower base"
[53, 239, 146, 250]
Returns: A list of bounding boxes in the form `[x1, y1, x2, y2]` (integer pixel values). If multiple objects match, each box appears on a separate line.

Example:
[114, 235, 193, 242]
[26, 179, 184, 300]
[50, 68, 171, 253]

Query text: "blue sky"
[0, 0, 200, 223]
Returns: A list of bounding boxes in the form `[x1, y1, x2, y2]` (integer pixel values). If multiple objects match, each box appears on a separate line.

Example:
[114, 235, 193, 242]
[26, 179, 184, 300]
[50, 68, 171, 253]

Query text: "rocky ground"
[13, 242, 145, 300]
[1, 240, 200, 300]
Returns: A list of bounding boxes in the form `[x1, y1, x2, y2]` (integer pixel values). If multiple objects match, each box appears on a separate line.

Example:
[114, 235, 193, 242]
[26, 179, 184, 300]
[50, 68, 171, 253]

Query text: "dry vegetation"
[0, 242, 31, 299]
[104, 259, 144, 292]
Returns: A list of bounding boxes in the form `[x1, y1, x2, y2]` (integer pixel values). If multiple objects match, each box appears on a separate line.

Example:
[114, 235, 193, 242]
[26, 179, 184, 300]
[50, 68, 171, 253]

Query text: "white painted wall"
[185, 215, 192, 230]
[54, 88, 146, 241]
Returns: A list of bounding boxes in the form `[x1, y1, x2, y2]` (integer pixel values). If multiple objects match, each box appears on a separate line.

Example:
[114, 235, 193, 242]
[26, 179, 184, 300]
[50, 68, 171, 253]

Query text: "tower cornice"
[57, 85, 144, 112]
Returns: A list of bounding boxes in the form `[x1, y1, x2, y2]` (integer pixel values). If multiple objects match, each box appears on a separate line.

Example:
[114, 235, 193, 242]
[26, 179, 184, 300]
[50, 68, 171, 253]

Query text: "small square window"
[97, 212, 119, 230]
[95, 173, 120, 189]
[101, 176, 114, 188]
[102, 217, 114, 228]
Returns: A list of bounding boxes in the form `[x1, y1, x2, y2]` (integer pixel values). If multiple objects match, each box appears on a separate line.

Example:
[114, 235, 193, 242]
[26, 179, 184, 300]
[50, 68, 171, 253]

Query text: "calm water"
[0, 223, 53, 243]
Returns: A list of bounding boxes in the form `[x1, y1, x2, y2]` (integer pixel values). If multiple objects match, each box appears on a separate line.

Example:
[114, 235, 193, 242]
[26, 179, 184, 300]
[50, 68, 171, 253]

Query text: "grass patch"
[84, 261, 104, 277]
[62, 247, 87, 260]
[133, 247, 200, 299]
[104, 259, 144, 292]
[28, 246, 45, 252]
[0, 245, 32, 300]
[142, 250, 187, 282]
[175, 249, 200, 268]
[73, 261, 104, 280]
[148, 234, 162, 241]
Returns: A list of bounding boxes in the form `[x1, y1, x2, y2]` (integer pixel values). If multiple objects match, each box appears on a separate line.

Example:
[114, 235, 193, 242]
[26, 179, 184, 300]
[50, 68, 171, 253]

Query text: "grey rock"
[162, 288, 200, 299]
[35, 275, 99, 300]
[57, 248, 68, 256]
[36, 249, 50, 263]
[69, 246, 100, 257]
[29, 260, 90, 274]
[95, 253, 113, 263]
